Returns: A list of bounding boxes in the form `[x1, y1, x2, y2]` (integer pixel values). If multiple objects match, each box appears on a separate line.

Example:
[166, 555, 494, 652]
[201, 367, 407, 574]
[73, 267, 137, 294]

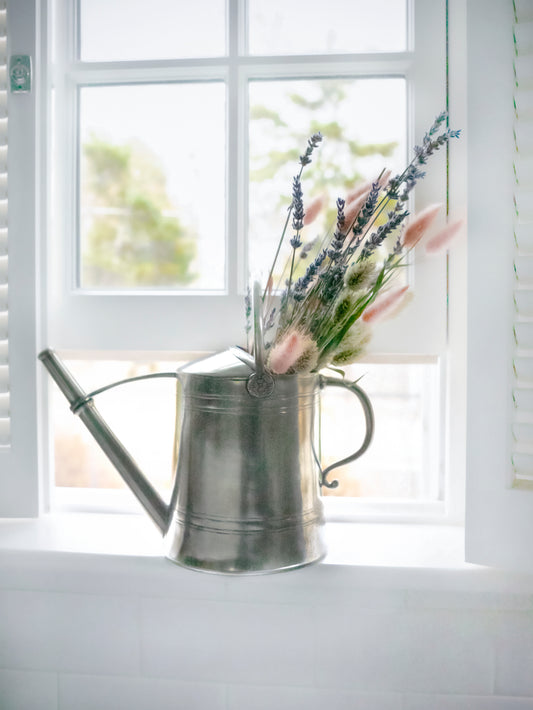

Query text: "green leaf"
[324, 365, 346, 378]
[347, 140, 398, 157]
[250, 104, 288, 127]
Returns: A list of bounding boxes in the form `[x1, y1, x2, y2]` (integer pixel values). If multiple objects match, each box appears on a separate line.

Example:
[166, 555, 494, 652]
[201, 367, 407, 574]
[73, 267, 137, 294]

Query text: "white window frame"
[44, 0, 455, 521]
[48, 0, 448, 355]
[15, 0, 530, 574]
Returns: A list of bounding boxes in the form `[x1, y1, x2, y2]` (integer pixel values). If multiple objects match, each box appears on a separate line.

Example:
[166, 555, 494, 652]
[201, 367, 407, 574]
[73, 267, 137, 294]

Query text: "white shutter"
[0, 0, 40, 517]
[0, 0, 8, 448]
[465, 0, 533, 571]
[512, 0, 533, 487]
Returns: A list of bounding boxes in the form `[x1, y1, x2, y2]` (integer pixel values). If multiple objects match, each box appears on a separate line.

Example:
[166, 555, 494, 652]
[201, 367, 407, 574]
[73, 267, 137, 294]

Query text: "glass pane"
[79, 83, 226, 290]
[80, 0, 226, 61]
[53, 358, 187, 491]
[320, 362, 441, 500]
[248, 0, 407, 55]
[248, 77, 406, 287]
[53, 358, 438, 500]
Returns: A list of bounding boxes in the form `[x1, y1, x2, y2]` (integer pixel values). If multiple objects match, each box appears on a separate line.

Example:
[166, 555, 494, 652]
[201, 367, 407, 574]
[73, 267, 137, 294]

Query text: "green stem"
[284, 244, 299, 321]
[262, 164, 304, 303]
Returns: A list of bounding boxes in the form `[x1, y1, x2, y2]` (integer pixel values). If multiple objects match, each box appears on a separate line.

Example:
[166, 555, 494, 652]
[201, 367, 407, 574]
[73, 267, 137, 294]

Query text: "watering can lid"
[178, 347, 256, 378]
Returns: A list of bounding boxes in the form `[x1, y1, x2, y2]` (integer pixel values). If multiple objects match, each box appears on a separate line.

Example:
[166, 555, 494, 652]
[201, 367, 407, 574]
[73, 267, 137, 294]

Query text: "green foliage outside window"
[81, 135, 197, 288]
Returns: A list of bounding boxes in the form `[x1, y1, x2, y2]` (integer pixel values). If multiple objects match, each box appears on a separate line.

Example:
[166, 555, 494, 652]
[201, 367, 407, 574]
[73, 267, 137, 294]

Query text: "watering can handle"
[318, 375, 375, 489]
[246, 281, 275, 398]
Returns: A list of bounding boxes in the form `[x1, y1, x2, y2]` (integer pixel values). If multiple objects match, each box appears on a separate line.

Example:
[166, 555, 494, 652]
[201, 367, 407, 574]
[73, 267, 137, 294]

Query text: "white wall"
[1, 531, 533, 710]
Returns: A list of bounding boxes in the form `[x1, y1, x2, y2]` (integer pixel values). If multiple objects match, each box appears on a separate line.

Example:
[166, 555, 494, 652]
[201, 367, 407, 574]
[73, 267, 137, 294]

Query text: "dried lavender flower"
[358, 208, 409, 260]
[291, 176, 305, 233]
[257, 113, 461, 373]
[299, 132, 323, 166]
[264, 307, 277, 331]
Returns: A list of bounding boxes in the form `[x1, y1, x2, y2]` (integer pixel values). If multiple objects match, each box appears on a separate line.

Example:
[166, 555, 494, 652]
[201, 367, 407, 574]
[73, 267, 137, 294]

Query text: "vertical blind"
[512, 0, 533, 485]
[0, 0, 7, 448]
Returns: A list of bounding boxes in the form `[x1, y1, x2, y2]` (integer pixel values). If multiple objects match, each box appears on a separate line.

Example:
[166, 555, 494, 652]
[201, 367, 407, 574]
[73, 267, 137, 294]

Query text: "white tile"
[0, 589, 140, 674]
[227, 684, 402, 710]
[0, 550, 227, 600]
[315, 608, 411, 692]
[315, 608, 494, 694]
[404, 694, 533, 709]
[140, 597, 316, 685]
[58, 674, 226, 710]
[224, 569, 406, 608]
[495, 612, 533, 696]
[402, 610, 495, 694]
[0, 669, 58, 710]
[406, 589, 533, 611]
[223, 568, 321, 605]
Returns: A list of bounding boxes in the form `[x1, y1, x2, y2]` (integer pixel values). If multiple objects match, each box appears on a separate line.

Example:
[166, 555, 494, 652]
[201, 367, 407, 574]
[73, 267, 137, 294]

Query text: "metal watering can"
[39, 290, 374, 574]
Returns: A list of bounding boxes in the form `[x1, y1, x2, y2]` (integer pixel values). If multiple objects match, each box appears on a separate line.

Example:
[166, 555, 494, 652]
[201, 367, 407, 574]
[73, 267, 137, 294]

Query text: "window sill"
[1, 513, 533, 594]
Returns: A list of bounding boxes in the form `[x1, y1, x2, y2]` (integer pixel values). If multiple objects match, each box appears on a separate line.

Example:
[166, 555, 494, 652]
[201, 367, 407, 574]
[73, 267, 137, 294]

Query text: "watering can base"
[164, 553, 327, 576]
[164, 520, 327, 575]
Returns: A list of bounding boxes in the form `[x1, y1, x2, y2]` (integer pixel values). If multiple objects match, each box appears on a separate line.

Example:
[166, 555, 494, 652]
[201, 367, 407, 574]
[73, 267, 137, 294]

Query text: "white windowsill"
[2, 513, 533, 593]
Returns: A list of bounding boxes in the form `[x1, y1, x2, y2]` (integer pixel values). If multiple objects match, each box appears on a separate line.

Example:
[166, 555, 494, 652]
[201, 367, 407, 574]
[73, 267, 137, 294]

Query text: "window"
[49, 0, 448, 353]
[11, 0, 533, 574]
[45, 0, 452, 517]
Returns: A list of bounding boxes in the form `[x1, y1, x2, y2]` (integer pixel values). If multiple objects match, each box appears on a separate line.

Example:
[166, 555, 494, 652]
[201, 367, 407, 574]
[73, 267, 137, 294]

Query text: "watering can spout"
[38, 349, 171, 535]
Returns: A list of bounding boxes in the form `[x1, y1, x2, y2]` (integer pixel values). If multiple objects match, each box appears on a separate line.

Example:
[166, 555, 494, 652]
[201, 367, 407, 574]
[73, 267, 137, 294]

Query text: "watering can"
[39, 289, 374, 574]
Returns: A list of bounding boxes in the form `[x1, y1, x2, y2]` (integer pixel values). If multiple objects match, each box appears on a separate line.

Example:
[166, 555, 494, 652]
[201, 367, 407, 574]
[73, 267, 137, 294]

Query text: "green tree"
[247, 79, 401, 295]
[250, 79, 398, 224]
[81, 135, 197, 287]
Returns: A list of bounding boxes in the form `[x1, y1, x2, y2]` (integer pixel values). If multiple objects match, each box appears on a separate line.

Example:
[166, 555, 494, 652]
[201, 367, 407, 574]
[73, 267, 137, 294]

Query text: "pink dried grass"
[401, 203, 442, 250]
[362, 285, 410, 324]
[424, 219, 463, 254]
[342, 192, 368, 234]
[268, 330, 310, 375]
[345, 180, 372, 204]
[345, 170, 390, 203]
[303, 194, 325, 226]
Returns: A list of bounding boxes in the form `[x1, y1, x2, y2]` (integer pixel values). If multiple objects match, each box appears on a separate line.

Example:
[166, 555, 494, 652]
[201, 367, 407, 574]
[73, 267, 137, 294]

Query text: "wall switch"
[10, 55, 32, 93]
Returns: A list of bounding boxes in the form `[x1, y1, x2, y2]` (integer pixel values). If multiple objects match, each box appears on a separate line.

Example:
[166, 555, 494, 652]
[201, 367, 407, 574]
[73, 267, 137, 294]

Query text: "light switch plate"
[10, 55, 32, 93]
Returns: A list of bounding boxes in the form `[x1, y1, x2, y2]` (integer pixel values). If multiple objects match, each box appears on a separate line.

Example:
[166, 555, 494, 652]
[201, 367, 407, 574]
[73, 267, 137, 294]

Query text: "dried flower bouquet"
[252, 111, 461, 375]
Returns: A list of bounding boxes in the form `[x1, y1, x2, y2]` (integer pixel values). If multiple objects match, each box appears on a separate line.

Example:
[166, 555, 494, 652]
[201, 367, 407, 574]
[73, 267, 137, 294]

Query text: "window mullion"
[227, 0, 241, 296]
[67, 61, 230, 85]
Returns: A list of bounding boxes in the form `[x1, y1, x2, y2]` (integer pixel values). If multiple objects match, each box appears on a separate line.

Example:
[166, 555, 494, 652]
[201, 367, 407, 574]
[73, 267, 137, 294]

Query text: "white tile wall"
[403, 695, 533, 709]
[495, 613, 533, 697]
[0, 589, 140, 675]
[226, 685, 403, 710]
[1, 551, 533, 710]
[58, 674, 226, 710]
[140, 597, 316, 685]
[0, 669, 58, 710]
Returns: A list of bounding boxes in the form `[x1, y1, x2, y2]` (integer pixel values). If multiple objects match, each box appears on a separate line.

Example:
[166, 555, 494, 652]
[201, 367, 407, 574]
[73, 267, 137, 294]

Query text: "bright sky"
[78, 0, 408, 289]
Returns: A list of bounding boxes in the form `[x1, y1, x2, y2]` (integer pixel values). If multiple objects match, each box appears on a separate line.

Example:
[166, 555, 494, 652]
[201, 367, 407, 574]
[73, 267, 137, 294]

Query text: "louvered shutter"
[0, 0, 8, 448]
[512, 0, 533, 486]
[0, 0, 39, 516]
[465, 0, 533, 571]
